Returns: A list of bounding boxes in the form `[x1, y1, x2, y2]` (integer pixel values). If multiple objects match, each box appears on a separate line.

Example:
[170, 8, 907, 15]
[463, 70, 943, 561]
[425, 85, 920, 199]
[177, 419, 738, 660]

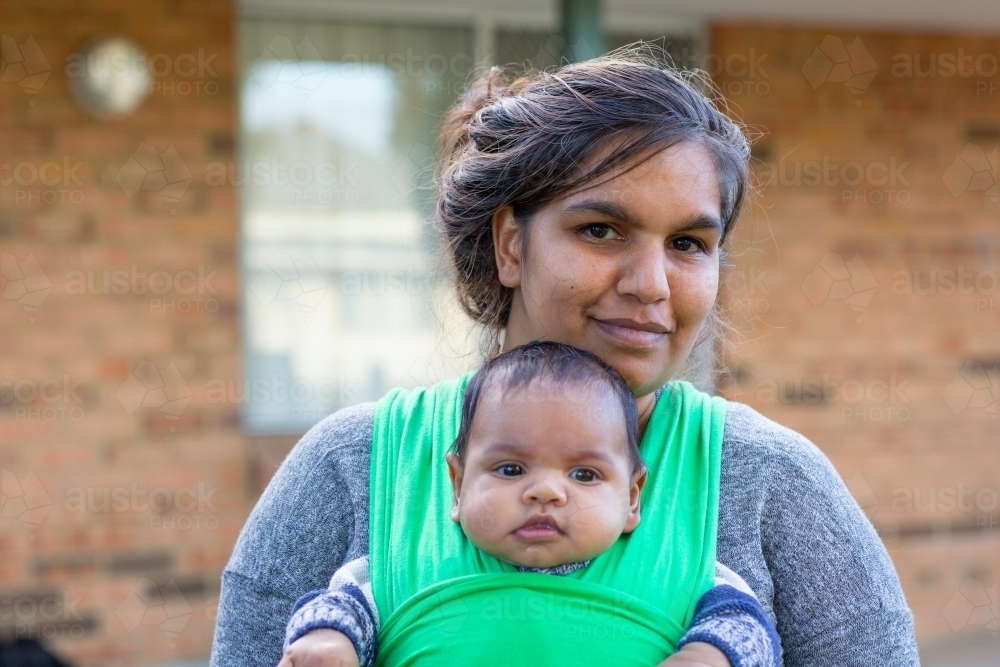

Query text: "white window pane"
[240, 21, 478, 434]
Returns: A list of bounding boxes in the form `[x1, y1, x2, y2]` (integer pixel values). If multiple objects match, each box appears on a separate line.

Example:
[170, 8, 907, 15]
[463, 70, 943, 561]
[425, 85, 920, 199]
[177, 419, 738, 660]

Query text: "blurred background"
[0, 0, 997, 665]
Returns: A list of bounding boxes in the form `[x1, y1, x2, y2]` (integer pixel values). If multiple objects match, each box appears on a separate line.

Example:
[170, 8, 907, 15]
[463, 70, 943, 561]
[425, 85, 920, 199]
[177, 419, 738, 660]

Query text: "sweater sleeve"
[210, 403, 377, 667]
[676, 564, 781, 667]
[284, 557, 379, 667]
[717, 402, 919, 667]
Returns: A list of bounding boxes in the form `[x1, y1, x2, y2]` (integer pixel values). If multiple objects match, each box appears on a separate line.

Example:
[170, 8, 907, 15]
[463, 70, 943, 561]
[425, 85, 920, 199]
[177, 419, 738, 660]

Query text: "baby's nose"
[523, 472, 568, 504]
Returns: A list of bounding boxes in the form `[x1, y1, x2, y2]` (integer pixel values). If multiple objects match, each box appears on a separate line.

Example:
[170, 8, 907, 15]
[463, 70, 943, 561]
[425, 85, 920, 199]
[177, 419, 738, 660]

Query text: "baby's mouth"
[514, 515, 563, 541]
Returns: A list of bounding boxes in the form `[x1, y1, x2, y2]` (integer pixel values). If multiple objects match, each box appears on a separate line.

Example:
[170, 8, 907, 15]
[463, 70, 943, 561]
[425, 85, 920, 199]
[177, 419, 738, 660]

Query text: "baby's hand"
[656, 641, 731, 667]
[277, 629, 361, 667]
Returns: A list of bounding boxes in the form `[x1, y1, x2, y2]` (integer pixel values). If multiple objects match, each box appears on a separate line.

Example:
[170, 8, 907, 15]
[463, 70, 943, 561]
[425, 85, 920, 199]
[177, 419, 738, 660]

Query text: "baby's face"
[447, 380, 646, 569]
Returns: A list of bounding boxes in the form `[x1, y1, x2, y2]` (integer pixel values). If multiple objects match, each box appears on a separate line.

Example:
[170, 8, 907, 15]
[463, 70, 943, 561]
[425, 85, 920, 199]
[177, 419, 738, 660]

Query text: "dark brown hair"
[451, 341, 643, 473]
[436, 47, 750, 357]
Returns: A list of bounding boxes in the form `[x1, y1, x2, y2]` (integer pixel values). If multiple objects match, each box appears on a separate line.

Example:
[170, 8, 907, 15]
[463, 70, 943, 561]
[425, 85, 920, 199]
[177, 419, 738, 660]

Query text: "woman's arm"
[210, 403, 377, 667]
[717, 403, 919, 667]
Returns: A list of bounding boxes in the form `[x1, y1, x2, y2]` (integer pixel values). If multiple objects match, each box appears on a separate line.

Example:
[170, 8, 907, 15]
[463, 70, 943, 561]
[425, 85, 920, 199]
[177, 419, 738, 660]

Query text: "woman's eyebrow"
[563, 199, 641, 226]
[674, 214, 724, 235]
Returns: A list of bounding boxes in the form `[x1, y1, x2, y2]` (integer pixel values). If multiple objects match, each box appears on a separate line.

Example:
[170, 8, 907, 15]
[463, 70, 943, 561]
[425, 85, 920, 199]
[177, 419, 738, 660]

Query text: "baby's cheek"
[565, 494, 606, 528]
[567, 490, 625, 542]
[460, 490, 507, 543]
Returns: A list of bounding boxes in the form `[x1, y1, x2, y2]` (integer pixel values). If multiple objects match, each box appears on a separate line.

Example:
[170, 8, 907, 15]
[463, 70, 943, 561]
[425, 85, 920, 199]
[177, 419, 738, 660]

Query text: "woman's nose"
[523, 472, 568, 506]
[617, 242, 671, 304]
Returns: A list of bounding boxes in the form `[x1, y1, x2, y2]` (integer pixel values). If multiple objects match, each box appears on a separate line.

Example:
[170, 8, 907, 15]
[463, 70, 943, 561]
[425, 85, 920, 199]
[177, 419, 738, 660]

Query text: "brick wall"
[0, 1, 242, 665]
[711, 24, 1000, 643]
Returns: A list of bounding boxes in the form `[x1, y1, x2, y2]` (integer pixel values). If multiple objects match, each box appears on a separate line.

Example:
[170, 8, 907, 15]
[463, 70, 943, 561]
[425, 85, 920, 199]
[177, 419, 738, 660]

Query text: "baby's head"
[446, 341, 647, 569]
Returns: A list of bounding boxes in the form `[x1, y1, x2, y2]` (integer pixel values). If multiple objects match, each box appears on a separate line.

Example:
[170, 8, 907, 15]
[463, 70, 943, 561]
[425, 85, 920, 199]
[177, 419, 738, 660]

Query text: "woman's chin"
[598, 355, 673, 397]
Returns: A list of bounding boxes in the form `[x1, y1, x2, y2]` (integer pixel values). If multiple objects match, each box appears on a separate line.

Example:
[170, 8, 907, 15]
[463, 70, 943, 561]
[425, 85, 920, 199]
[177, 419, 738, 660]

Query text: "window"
[240, 20, 478, 433]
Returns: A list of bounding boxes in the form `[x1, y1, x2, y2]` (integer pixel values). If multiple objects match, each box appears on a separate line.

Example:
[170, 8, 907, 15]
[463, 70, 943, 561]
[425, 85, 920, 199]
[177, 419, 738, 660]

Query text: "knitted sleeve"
[676, 563, 782, 667]
[284, 556, 379, 667]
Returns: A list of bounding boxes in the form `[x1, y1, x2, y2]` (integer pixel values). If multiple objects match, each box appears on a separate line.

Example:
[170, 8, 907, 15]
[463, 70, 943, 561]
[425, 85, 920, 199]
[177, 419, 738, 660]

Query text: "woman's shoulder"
[717, 402, 917, 663]
[721, 400, 840, 482]
[297, 401, 377, 458]
[290, 374, 465, 465]
[718, 400, 864, 523]
[260, 400, 378, 508]
[263, 402, 378, 499]
[258, 402, 377, 497]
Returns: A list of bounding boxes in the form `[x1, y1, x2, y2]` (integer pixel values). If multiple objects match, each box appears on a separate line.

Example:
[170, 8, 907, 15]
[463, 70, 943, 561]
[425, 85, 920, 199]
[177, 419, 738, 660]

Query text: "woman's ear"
[492, 205, 522, 289]
[622, 466, 648, 534]
[446, 452, 464, 522]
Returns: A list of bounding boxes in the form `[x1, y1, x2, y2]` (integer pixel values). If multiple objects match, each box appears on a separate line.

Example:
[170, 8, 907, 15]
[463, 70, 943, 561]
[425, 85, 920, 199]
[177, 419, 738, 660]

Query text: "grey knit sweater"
[210, 400, 919, 667]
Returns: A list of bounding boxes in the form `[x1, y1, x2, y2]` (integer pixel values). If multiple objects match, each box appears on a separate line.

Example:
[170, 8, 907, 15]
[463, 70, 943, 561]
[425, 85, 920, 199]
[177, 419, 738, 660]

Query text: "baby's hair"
[452, 341, 643, 473]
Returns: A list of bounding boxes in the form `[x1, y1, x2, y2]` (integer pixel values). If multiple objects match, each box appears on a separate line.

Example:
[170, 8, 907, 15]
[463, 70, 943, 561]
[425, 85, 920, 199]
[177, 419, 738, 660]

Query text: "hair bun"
[439, 66, 513, 162]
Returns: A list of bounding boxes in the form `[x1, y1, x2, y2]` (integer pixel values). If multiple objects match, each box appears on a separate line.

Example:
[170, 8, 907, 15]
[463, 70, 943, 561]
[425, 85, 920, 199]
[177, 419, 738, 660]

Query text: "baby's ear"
[622, 466, 647, 534]
[446, 452, 464, 522]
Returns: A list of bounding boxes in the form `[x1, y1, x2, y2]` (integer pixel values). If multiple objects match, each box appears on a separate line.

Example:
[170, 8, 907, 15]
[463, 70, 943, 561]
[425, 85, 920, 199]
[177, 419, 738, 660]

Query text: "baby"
[279, 342, 780, 667]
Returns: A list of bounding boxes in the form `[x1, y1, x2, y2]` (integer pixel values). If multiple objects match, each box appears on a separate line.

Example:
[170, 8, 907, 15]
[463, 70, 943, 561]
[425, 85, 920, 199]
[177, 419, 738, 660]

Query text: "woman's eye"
[498, 464, 524, 477]
[671, 237, 703, 253]
[570, 469, 598, 483]
[581, 224, 620, 241]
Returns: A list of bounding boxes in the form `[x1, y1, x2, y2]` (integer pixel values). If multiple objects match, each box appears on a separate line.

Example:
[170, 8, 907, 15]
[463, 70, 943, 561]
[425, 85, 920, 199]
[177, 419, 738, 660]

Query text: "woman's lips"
[592, 317, 669, 349]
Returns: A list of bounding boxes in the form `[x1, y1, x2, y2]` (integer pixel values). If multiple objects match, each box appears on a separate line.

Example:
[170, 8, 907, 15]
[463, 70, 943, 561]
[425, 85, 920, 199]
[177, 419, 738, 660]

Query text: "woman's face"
[495, 142, 723, 398]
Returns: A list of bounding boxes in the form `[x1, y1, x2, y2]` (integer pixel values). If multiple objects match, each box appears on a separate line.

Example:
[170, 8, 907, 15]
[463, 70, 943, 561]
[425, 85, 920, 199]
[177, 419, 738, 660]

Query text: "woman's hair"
[436, 46, 751, 358]
[452, 341, 643, 473]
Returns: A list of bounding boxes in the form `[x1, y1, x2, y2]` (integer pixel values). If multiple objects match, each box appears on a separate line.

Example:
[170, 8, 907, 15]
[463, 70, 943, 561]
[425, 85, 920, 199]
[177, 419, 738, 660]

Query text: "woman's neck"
[636, 391, 658, 441]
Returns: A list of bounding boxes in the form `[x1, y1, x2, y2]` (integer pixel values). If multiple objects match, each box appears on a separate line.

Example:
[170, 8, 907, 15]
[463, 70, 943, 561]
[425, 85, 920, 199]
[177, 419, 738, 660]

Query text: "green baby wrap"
[370, 374, 726, 666]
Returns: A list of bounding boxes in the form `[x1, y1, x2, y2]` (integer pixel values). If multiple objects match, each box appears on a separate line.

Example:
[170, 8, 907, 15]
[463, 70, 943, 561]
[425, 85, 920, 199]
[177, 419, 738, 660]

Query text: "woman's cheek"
[544, 239, 604, 293]
[529, 256, 577, 301]
[673, 266, 718, 327]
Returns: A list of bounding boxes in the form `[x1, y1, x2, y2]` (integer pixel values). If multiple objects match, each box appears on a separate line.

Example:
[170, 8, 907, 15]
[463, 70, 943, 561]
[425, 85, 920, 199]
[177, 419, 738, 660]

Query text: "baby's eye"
[497, 464, 524, 477]
[570, 469, 598, 483]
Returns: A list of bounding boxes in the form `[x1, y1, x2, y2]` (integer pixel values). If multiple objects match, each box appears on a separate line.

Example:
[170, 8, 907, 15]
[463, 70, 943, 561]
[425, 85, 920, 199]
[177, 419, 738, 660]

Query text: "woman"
[210, 53, 919, 667]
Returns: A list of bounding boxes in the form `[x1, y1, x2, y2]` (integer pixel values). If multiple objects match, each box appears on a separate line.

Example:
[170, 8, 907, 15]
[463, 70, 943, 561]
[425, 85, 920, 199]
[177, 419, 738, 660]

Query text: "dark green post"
[561, 0, 604, 62]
